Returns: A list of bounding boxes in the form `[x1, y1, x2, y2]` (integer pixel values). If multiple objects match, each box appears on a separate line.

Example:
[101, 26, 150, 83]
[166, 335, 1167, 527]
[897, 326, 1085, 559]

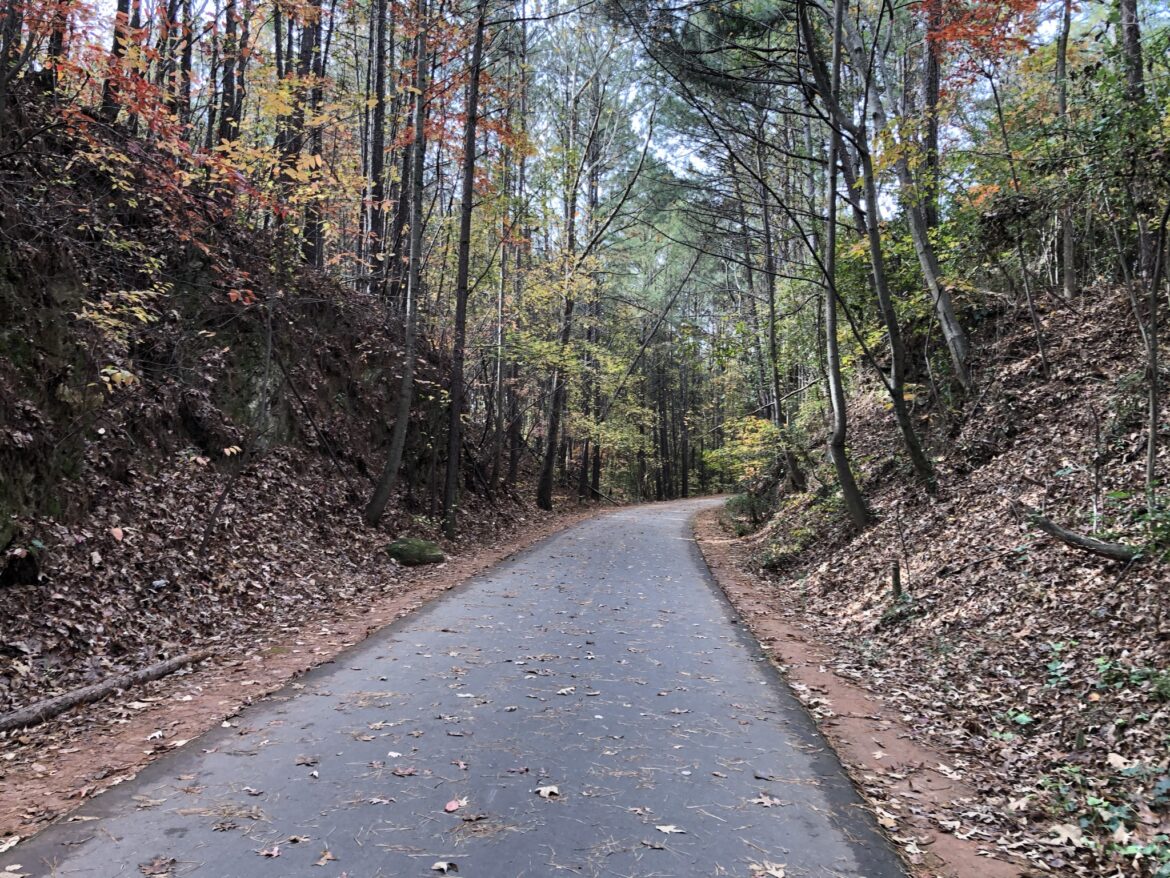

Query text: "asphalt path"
[3, 497, 907, 878]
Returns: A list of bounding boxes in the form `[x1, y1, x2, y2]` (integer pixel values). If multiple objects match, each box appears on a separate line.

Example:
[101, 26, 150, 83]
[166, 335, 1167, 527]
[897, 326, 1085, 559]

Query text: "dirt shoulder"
[690, 287, 1170, 878]
[0, 503, 602, 844]
[694, 507, 1027, 878]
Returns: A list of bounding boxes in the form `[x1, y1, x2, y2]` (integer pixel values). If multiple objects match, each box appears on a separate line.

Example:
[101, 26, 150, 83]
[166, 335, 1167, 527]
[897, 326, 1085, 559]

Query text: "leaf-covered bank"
[712, 285, 1169, 878]
[0, 82, 573, 720]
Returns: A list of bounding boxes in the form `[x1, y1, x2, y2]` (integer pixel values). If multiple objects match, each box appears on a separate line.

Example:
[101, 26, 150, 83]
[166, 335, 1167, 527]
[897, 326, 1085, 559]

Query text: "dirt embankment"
[696, 286, 1169, 878]
[695, 509, 1021, 878]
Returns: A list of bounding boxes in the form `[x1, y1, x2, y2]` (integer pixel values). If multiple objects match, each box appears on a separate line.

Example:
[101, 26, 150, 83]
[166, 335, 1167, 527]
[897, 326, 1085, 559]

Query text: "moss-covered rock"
[385, 537, 445, 566]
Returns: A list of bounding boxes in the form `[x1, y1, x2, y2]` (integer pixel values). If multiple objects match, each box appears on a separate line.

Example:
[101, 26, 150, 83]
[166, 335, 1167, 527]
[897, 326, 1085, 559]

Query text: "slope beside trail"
[2, 498, 904, 878]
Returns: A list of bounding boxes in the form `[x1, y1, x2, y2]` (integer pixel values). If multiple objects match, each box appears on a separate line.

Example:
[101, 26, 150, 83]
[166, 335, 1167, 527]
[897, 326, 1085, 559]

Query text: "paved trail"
[4, 499, 906, 878]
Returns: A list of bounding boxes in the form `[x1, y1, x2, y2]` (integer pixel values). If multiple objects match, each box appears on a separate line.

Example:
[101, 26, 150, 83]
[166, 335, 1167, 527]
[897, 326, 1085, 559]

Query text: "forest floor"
[701, 286, 1170, 878]
[0, 484, 600, 845]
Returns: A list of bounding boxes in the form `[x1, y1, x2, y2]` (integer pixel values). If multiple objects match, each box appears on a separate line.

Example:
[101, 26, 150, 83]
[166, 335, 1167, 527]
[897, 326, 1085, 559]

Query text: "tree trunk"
[679, 359, 690, 498]
[1118, 0, 1144, 104]
[822, 0, 870, 528]
[100, 0, 133, 121]
[756, 142, 784, 425]
[441, 0, 488, 538]
[733, 175, 771, 415]
[536, 89, 583, 511]
[367, 0, 388, 292]
[922, 0, 941, 230]
[302, 0, 333, 267]
[841, 13, 970, 392]
[365, 1, 429, 525]
[0, 651, 213, 734]
[178, 0, 193, 123]
[800, 0, 936, 492]
[536, 282, 575, 510]
[1056, 0, 1077, 299]
[216, 0, 239, 142]
[657, 362, 673, 498]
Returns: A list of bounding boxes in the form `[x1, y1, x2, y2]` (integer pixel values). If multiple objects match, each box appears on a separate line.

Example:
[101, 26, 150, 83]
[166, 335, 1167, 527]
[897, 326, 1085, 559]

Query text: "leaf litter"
[698, 288, 1170, 877]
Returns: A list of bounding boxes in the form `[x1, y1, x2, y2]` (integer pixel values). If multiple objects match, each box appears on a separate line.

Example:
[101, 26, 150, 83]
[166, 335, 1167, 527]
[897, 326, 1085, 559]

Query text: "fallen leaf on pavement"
[314, 849, 336, 866]
[749, 794, 785, 808]
[138, 857, 175, 876]
[749, 862, 786, 877]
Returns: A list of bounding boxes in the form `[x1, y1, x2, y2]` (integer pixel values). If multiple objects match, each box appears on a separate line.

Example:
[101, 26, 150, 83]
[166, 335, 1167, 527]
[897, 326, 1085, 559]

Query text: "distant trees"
[1, 0, 1165, 528]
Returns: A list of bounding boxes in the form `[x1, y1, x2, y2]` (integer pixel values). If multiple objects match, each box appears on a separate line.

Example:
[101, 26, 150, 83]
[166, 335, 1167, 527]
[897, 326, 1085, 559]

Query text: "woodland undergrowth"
[0, 82, 534, 715]
[725, 286, 1170, 877]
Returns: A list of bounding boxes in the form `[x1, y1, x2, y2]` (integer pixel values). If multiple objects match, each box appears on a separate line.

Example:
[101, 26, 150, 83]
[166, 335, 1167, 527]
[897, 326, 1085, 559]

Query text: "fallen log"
[0, 648, 214, 734]
[1011, 502, 1143, 563]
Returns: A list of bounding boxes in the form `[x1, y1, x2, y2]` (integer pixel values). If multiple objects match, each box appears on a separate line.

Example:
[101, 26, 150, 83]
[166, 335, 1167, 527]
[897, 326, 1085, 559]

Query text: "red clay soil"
[695, 508, 1027, 878]
[0, 503, 600, 845]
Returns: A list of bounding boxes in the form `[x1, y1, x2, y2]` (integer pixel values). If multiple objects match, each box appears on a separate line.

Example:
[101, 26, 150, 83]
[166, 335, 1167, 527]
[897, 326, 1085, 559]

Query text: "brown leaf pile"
[728, 288, 1169, 877]
[2, 447, 535, 714]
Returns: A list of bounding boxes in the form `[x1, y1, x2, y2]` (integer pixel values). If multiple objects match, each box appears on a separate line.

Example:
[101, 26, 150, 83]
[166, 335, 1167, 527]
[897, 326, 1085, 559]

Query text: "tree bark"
[100, 0, 133, 121]
[922, 0, 941, 230]
[1056, 0, 1077, 299]
[365, 0, 429, 525]
[0, 650, 213, 734]
[367, 0, 389, 292]
[302, 0, 334, 267]
[756, 140, 784, 425]
[841, 14, 970, 392]
[536, 81, 585, 511]
[800, 0, 937, 492]
[1118, 0, 1144, 104]
[441, 0, 488, 538]
[216, 0, 239, 142]
[822, 0, 870, 528]
[1012, 502, 1141, 563]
